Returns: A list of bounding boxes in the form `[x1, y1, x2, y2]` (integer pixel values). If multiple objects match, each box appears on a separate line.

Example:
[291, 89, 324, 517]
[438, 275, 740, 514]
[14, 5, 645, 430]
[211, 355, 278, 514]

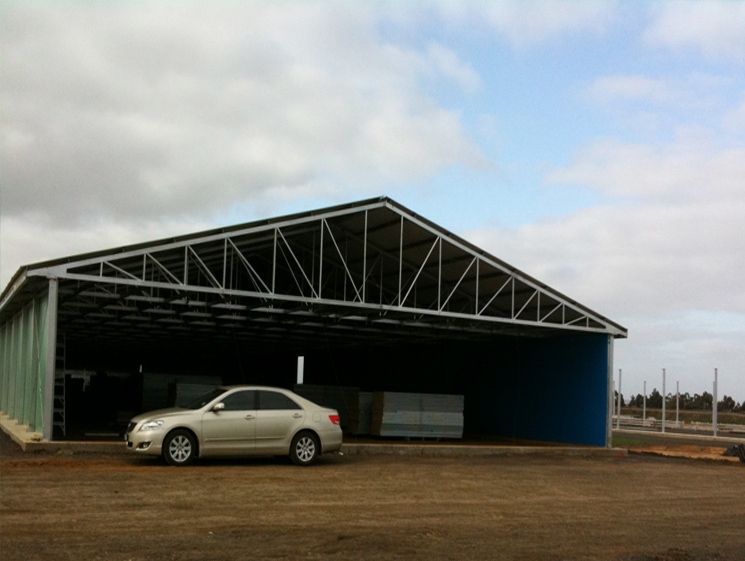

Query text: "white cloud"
[588, 75, 673, 104]
[0, 214, 214, 284]
[645, 1, 745, 62]
[545, 136, 745, 202]
[0, 3, 486, 228]
[434, 0, 617, 47]
[0, 3, 491, 287]
[722, 93, 745, 133]
[583, 73, 735, 138]
[423, 43, 482, 94]
[586, 75, 695, 108]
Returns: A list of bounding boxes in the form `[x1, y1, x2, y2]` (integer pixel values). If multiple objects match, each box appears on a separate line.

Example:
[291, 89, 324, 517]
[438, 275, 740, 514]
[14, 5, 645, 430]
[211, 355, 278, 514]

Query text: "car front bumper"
[125, 429, 165, 456]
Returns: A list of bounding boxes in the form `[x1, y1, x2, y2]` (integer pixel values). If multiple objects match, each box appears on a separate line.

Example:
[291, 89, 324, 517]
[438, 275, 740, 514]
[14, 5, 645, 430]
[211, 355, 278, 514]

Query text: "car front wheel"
[290, 432, 319, 466]
[163, 429, 197, 466]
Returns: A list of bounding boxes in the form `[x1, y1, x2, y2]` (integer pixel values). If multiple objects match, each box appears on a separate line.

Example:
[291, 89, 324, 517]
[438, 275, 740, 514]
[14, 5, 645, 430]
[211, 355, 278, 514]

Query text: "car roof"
[219, 385, 294, 392]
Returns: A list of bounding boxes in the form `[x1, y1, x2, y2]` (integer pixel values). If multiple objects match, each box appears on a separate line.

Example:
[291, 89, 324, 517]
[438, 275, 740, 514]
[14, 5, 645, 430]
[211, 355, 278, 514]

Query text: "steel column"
[616, 368, 622, 430]
[713, 368, 718, 437]
[362, 210, 368, 302]
[42, 279, 59, 441]
[398, 215, 403, 306]
[606, 335, 614, 447]
[661, 368, 666, 434]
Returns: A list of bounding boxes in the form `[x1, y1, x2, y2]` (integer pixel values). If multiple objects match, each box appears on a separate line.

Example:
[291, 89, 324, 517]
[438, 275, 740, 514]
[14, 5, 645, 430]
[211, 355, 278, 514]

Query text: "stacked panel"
[371, 392, 464, 438]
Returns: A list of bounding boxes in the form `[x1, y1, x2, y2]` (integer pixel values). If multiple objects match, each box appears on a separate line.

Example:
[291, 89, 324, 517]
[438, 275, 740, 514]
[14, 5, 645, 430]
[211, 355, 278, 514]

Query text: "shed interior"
[58, 324, 610, 446]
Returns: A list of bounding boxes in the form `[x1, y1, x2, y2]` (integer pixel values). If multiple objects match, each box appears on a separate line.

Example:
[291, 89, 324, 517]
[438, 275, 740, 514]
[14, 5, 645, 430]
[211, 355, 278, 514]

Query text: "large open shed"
[0, 197, 626, 446]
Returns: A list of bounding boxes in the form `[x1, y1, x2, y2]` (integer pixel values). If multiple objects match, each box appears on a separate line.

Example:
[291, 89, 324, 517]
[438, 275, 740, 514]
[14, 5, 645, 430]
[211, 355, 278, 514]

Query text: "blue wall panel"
[465, 333, 609, 446]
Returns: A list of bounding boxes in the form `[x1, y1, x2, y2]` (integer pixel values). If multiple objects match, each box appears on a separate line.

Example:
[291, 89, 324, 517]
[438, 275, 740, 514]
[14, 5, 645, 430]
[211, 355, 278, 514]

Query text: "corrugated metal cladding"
[0, 197, 626, 445]
[0, 291, 50, 433]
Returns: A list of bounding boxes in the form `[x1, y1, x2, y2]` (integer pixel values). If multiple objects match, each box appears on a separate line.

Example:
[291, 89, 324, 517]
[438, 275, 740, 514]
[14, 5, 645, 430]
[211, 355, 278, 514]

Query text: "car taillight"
[329, 415, 340, 425]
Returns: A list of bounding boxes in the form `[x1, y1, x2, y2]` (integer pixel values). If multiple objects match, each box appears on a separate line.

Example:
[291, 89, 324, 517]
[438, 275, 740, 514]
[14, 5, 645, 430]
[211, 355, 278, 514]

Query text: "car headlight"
[139, 420, 165, 431]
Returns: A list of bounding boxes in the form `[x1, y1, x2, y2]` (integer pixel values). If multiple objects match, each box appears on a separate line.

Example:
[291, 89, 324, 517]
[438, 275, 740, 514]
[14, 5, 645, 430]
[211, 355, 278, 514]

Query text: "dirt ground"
[1, 431, 744, 561]
[614, 430, 745, 463]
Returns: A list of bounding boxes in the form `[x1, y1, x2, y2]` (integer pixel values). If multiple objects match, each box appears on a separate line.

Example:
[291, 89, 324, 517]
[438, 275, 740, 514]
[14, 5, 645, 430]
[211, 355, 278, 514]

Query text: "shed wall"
[0, 292, 49, 433]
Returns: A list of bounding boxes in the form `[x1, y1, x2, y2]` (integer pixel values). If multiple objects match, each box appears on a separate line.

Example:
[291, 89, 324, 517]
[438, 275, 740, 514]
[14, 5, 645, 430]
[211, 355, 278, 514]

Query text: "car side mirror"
[212, 402, 225, 412]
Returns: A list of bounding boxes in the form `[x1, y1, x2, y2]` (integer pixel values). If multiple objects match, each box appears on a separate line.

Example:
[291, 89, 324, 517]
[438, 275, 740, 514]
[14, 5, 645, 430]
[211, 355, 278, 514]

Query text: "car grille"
[126, 422, 137, 433]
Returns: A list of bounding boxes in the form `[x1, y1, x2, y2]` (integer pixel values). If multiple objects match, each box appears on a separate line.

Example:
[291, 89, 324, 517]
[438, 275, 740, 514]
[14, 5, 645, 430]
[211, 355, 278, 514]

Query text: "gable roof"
[0, 197, 627, 345]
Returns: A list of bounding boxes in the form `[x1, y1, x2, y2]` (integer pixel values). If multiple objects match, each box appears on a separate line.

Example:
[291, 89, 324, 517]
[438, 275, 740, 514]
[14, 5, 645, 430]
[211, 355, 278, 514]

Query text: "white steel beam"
[277, 228, 318, 298]
[323, 219, 362, 302]
[439, 256, 476, 312]
[51, 271, 623, 335]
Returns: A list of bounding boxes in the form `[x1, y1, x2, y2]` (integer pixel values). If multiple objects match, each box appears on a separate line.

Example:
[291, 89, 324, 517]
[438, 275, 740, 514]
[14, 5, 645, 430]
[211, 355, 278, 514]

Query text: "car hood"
[131, 408, 189, 422]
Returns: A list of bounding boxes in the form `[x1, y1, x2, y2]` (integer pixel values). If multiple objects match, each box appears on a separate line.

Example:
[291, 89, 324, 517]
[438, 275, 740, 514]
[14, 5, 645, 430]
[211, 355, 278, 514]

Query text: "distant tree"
[634, 388, 744, 412]
[679, 392, 692, 410]
[718, 395, 736, 412]
[648, 388, 662, 409]
[692, 392, 713, 410]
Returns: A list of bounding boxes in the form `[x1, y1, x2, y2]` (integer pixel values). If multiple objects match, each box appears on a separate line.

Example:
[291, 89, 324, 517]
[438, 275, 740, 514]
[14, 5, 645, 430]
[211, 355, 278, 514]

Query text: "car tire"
[290, 431, 319, 466]
[163, 429, 197, 466]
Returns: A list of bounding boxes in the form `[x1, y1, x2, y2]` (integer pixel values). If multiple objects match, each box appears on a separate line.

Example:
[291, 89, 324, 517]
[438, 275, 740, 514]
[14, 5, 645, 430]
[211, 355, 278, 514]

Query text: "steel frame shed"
[0, 197, 627, 444]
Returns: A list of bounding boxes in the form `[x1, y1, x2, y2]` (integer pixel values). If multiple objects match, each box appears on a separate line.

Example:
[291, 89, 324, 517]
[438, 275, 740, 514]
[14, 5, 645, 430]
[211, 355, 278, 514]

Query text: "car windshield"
[184, 388, 227, 410]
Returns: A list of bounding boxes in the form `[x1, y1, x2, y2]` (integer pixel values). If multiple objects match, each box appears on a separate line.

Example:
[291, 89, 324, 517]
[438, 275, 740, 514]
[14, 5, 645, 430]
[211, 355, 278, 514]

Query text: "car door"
[201, 389, 257, 455]
[254, 390, 305, 453]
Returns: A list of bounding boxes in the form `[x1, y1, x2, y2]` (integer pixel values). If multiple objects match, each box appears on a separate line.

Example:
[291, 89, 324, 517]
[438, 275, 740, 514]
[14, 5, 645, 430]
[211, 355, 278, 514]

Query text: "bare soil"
[1, 431, 744, 561]
[614, 430, 745, 462]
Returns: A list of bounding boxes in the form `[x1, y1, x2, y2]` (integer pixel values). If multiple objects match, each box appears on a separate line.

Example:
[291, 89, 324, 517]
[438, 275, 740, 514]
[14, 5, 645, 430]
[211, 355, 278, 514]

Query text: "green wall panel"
[7, 316, 18, 419]
[0, 324, 9, 413]
[0, 292, 50, 433]
[34, 295, 48, 433]
[19, 305, 30, 424]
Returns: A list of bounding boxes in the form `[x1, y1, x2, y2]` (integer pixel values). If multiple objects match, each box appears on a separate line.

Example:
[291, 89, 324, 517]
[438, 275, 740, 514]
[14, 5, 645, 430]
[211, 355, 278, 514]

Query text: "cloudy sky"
[2, 1, 744, 402]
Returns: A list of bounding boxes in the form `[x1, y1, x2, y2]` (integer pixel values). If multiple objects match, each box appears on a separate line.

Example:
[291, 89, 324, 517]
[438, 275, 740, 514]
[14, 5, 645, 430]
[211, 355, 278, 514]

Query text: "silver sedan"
[125, 386, 343, 466]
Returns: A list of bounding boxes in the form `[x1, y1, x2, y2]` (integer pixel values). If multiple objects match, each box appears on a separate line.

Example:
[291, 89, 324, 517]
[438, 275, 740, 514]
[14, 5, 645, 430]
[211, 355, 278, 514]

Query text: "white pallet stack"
[371, 391, 464, 439]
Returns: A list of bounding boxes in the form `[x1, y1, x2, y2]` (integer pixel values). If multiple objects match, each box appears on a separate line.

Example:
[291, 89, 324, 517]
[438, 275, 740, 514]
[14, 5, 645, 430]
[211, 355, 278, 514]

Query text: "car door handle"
[245, 414, 255, 420]
[293, 413, 302, 419]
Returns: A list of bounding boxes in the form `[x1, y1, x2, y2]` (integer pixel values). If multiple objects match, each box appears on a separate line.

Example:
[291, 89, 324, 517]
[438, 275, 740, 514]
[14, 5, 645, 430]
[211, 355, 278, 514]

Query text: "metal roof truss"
[17, 199, 626, 348]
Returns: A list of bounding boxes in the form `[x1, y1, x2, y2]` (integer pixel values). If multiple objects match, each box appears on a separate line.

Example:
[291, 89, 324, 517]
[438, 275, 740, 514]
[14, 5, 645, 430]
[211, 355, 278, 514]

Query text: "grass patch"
[621, 407, 745, 425]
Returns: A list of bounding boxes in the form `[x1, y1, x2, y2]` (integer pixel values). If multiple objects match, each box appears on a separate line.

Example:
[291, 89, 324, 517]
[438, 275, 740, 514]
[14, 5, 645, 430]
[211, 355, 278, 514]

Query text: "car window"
[220, 390, 257, 411]
[258, 391, 301, 410]
[185, 388, 226, 409]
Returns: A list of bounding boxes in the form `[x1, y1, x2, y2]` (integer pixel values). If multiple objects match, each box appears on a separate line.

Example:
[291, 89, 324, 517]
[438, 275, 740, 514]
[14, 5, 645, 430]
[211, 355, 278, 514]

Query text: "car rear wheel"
[163, 430, 197, 466]
[290, 432, 319, 466]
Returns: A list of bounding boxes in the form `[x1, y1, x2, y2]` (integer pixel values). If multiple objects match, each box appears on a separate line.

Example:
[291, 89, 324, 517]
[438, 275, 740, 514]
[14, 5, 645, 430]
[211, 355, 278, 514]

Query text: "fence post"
[616, 369, 622, 430]
[713, 368, 718, 438]
[661, 368, 666, 434]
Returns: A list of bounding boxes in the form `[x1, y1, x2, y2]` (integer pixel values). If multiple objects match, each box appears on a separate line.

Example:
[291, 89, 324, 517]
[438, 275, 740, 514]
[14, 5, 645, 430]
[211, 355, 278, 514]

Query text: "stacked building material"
[348, 391, 374, 435]
[293, 384, 358, 431]
[371, 392, 464, 438]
